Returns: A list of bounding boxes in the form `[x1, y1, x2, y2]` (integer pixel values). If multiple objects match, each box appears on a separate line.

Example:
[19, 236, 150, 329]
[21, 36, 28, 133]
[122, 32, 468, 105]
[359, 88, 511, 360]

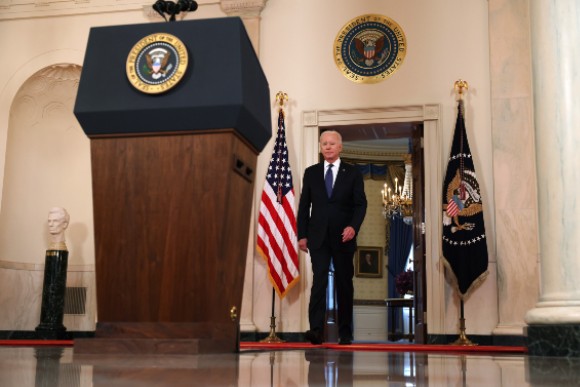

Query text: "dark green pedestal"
[35, 250, 68, 340]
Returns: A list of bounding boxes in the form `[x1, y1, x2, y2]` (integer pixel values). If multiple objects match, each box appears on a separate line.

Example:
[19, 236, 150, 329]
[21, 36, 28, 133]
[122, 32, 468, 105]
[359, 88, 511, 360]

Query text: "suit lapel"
[314, 163, 327, 192]
[330, 163, 350, 198]
[334, 163, 348, 187]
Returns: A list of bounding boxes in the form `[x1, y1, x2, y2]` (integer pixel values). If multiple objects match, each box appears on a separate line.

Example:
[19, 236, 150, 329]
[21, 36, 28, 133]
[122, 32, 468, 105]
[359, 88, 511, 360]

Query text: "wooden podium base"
[74, 322, 239, 355]
[83, 131, 253, 355]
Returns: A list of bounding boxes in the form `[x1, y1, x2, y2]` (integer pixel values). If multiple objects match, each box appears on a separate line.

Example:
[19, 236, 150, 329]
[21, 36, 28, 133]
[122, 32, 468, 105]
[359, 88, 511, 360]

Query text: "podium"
[73, 17, 271, 354]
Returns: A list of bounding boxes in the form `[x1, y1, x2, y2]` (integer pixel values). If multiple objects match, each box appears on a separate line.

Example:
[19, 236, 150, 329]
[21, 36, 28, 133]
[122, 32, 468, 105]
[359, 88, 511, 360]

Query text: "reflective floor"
[1, 345, 580, 386]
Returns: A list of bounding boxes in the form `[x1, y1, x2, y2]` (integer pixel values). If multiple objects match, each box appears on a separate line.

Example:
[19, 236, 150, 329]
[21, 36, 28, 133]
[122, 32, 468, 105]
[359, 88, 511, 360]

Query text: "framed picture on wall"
[355, 246, 383, 278]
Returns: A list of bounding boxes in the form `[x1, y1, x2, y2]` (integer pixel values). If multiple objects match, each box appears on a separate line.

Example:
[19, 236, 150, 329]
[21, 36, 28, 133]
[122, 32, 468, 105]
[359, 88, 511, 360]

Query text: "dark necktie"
[325, 164, 334, 197]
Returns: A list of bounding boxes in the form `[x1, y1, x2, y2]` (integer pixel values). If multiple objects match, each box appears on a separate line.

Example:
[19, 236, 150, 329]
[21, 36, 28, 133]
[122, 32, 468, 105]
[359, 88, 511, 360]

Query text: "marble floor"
[2, 344, 580, 386]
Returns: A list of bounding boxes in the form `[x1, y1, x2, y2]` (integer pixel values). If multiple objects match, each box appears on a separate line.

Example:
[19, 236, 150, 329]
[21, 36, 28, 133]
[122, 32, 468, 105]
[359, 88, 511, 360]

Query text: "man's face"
[319, 132, 342, 163]
[48, 212, 67, 235]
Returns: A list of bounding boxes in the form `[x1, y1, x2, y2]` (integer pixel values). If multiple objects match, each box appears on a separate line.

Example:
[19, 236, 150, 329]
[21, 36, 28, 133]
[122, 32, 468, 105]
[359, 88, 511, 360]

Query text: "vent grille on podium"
[64, 286, 87, 315]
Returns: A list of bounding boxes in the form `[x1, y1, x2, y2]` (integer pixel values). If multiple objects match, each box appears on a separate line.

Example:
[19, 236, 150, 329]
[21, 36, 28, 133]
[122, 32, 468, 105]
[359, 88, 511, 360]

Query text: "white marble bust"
[47, 207, 69, 251]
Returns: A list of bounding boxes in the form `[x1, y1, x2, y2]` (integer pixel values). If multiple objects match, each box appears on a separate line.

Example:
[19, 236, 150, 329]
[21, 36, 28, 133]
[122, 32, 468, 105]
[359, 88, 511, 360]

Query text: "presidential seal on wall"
[126, 33, 188, 94]
[333, 14, 406, 84]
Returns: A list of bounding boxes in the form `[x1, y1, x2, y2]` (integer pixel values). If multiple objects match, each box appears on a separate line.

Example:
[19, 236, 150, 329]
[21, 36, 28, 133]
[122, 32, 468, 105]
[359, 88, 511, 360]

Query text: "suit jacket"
[297, 161, 367, 251]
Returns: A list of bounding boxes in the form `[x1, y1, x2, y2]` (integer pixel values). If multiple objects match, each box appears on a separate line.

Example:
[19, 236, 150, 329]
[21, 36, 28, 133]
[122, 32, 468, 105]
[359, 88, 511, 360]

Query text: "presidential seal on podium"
[126, 32, 189, 94]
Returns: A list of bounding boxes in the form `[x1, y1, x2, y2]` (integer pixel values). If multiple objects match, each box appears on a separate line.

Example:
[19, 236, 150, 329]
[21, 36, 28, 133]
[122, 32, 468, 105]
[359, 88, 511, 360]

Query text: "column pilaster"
[220, 0, 268, 53]
[220, 0, 269, 335]
[525, 0, 580, 357]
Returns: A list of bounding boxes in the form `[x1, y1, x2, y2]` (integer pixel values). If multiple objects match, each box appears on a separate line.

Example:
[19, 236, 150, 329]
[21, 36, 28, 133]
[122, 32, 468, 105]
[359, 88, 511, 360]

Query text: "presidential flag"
[256, 109, 299, 298]
[442, 100, 488, 299]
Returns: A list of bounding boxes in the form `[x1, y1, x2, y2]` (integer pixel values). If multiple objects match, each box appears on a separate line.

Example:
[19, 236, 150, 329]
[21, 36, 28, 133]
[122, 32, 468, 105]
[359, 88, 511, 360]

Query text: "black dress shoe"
[338, 337, 352, 345]
[305, 330, 323, 345]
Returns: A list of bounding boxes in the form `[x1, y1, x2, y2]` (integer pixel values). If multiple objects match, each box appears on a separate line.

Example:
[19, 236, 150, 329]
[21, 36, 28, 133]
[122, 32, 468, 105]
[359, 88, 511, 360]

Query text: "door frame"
[301, 104, 445, 338]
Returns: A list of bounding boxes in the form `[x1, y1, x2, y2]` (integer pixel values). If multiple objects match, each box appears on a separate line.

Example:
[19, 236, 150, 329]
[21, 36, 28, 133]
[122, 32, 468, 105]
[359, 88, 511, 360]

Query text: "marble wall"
[0, 261, 95, 332]
[488, 0, 540, 336]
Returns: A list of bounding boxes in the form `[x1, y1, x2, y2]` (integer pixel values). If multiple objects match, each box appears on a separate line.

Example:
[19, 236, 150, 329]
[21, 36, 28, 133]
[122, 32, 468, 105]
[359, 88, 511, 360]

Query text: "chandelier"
[381, 156, 413, 223]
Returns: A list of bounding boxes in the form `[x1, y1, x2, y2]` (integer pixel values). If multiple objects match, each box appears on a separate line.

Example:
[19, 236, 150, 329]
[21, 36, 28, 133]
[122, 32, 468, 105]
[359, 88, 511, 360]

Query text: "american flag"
[256, 109, 299, 298]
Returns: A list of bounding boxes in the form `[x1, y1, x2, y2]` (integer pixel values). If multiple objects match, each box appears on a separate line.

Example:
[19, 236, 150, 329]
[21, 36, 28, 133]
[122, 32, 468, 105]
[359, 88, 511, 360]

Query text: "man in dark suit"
[297, 130, 367, 345]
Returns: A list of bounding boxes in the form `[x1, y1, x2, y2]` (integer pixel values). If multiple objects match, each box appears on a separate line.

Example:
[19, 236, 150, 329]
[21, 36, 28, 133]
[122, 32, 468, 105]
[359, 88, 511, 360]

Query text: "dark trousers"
[306, 350, 354, 385]
[309, 239, 355, 340]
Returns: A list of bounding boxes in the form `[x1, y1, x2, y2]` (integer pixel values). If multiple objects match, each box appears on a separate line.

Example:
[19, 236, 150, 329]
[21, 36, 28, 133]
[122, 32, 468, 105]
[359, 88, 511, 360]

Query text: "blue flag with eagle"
[442, 100, 488, 299]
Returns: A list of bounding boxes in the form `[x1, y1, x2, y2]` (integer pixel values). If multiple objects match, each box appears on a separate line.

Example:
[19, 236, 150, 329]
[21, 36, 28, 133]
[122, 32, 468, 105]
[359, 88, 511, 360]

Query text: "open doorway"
[302, 105, 439, 344]
[323, 122, 425, 343]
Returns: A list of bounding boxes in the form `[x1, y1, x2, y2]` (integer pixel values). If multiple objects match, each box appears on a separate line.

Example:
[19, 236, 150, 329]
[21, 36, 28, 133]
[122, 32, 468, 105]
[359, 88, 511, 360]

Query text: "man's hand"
[298, 238, 308, 253]
[342, 226, 355, 242]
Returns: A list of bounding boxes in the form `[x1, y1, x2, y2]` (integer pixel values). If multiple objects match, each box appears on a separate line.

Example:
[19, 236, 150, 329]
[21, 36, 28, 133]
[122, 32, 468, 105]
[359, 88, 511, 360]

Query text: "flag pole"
[261, 288, 285, 343]
[259, 91, 290, 344]
[450, 80, 477, 347]
[452, 298, 476, 346]
[269, 352, 275, 387]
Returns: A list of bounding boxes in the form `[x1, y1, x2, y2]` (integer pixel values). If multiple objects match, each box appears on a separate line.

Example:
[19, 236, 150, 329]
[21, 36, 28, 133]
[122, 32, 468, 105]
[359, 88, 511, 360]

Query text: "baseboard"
[241, 331, 526, 346]
[0, 330, 94, 340]
[1, 330, 526, 347]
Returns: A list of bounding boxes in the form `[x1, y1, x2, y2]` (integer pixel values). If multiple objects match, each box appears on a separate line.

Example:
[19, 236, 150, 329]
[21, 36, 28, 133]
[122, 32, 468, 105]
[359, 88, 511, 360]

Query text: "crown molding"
[220, 0, 267, 17]
[0, 0, 218, 21]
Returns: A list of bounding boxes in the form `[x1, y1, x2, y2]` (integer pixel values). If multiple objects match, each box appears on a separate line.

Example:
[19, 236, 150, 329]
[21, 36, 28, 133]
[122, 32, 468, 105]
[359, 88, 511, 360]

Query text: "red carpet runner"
[240, 342, 526, 353]
[0, 340, 526, 354]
